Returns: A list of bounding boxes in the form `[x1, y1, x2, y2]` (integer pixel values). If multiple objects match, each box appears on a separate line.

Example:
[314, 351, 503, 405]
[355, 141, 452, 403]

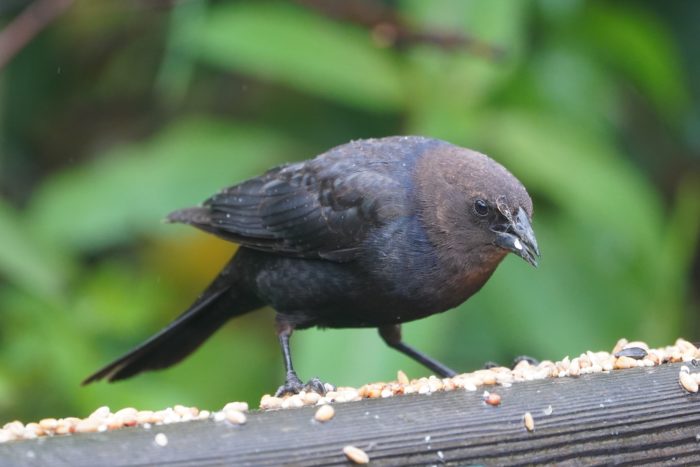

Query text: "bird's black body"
[84, 136, 539, 394]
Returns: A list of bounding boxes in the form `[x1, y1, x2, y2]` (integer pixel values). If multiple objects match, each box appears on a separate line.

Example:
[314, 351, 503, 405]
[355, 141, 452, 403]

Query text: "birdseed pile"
[2, 337, 699, 444]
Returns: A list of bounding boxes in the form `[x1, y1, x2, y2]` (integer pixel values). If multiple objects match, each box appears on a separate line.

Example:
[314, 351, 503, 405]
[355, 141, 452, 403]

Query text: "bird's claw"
[305, 377, 334, 394]
[275, 374, 332, 397]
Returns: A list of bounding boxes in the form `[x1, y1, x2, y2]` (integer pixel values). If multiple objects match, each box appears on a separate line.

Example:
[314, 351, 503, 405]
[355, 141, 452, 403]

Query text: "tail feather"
[166, 207, 211, 225]
[83, 265, 258, 384]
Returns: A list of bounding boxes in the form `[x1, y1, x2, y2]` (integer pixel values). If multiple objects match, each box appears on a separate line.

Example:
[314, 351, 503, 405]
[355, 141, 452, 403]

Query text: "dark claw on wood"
[275, 374, 332, 397]
[275, 373, 305, 397]
[304, 377, 332, 395]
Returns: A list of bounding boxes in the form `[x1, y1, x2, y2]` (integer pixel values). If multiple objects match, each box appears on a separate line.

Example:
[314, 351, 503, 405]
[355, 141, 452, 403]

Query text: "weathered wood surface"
[2, 362, 700, 466]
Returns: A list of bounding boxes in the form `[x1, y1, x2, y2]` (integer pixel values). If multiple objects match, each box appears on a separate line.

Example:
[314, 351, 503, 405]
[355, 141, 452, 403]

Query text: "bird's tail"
[82, 259, 260, 384]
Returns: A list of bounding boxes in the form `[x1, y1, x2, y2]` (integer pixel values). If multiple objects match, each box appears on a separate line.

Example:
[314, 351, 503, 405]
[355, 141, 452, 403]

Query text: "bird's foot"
[275, 373, 333, 397]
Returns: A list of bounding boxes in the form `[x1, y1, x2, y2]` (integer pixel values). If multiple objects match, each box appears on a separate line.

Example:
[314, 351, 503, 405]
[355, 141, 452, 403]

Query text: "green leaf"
[480, 111, 664, 255]
[476, 111, 690, 342]
[403, 0, 528, 54]
[400, 0, 530, 135]
[0, 199, 66, 299]
[188, 2, 403, 111]
[581, 3, 689, 119]
[26, 118, 297, 251]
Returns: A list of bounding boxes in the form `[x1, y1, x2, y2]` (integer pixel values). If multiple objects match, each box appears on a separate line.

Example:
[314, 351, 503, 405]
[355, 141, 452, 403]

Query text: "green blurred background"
[1, 0, 699, 423]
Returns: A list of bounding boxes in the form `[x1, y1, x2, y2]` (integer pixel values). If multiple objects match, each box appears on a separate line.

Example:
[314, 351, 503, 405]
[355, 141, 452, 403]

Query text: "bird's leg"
[274, 320, 331, 396]
[379, 324, 457, 378]
[275, 321, 304, 396]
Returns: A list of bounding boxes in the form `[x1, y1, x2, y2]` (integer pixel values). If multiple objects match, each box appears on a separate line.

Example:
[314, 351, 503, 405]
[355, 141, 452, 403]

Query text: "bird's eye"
[473, 199, 489, 217]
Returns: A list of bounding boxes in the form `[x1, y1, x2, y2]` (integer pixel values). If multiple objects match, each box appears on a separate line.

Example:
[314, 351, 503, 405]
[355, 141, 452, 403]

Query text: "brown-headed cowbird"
[83, 136, 539, 395]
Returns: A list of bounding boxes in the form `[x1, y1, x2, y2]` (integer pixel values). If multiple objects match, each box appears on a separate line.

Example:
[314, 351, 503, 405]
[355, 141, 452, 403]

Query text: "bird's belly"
[241, 246, 498, 330]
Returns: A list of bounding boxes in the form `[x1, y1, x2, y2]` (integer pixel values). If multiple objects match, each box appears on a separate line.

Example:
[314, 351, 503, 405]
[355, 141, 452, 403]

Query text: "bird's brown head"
[415, 141, 540, 269]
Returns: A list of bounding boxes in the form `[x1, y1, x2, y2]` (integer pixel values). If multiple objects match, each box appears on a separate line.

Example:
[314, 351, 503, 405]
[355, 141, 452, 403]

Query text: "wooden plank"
[2, 362, 700, 466]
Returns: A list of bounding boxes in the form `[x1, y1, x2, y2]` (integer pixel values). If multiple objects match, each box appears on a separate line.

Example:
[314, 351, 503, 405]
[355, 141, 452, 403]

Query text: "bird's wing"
[167, 158, 408, 262]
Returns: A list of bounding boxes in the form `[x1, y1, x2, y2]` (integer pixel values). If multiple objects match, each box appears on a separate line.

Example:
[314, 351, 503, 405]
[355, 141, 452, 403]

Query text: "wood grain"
[2, 362, 700, 466]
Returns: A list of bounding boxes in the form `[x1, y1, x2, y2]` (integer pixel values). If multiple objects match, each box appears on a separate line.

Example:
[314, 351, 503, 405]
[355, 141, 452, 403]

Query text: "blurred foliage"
[0, 0, 699, 423]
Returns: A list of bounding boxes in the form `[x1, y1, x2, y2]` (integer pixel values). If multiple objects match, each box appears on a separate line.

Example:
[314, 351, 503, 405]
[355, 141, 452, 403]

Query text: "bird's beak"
[492, 207, 540, 267]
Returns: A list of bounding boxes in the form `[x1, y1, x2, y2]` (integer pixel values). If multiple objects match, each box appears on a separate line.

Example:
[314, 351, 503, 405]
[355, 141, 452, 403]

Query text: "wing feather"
[168, 138, 431, 261]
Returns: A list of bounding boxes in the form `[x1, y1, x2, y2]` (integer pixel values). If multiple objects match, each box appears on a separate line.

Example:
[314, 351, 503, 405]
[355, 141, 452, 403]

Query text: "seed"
[114, 407, 138, 427]
[75, 419, 99, 433]
[357, 385, 370, 398]
[260, 395, 283, 410]
[343, 445, 370, 464]
[614, 347, 648, 360]
[3, 421, 23, 436]
[25, 423, 43, 437]
[543, 405, 553, 416]
[173, 405, 196, 418]
[645, 351, 661, 365]
[601, 358, 614, 371]
[625, 341, 649, 351]
[314, 404, 335, 422]
[612, 338, 628, 354]
[105, 416, 123, 431]
[463, 381, 477, 391]
[614, 356, 638, 369]
[136, 410, 156, 424]
[475, 369, 497, 385]
[39, 418, 58, 432]
[484, 392, 501, 406]
[577, 354, 591, 368]
[523, 412, 535, 432]
[224, 409, 247, 425]
[223, 402, 249, 413]
[115, 407, 138, 419]
[568, 359, 580, 376]
[65, 417, 81, 424]
[54, 423, 71, 435]
[304, 392, 321, 405]
[89, 406, 111, 420]
[0, 429, 13, 443]
[428, 378, 443, 392]
[676, 338, 698, 355]
[513, 359, 531, 371]
[335, 388, 359, 403]
[154, 433, 168, 447]
[679, 371, 699, 393]
[282, 395, 304, 409]
[150, 410, 166, 424]
[397, 370, 409, 385]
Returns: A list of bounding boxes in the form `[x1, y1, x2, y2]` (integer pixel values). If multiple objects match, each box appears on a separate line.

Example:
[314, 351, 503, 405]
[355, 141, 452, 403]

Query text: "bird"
[83, 136, 540, 396]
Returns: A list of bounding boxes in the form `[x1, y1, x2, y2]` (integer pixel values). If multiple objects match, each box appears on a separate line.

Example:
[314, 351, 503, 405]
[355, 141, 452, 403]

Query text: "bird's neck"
[437, 246, 508, 303]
